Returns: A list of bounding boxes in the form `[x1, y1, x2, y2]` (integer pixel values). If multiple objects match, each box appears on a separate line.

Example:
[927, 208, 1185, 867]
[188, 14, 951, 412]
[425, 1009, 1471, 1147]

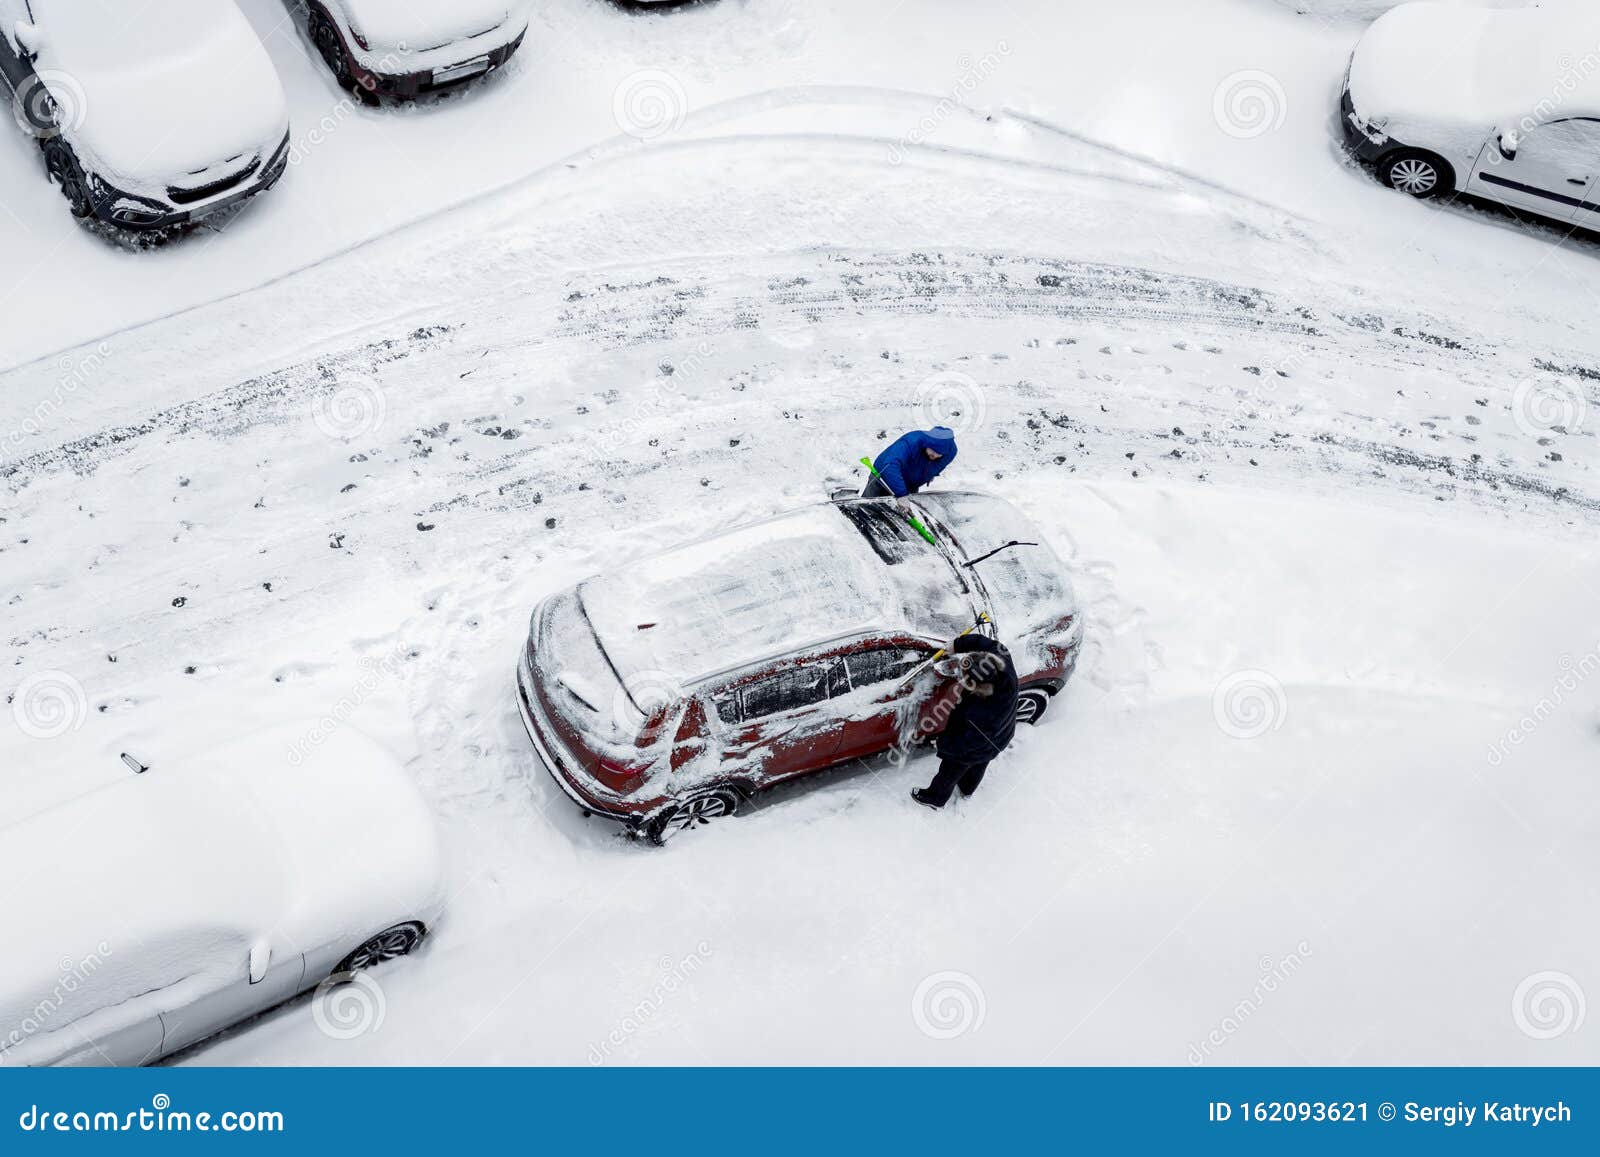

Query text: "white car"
[1342, 0, 1600, 228]
[0, 0, 290, 230]
[0, 725, 443, 1066]
[297, 0, 529, 99]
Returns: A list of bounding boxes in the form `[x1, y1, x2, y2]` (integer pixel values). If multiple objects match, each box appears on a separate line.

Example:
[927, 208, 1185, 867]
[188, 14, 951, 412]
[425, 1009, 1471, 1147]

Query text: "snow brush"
[895, 613, 992, 690]
[858, 457, 938, 545]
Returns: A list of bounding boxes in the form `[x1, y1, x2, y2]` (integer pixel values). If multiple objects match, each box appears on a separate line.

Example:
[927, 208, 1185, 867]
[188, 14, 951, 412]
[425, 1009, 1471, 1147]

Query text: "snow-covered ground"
[2, 0, 1597, 1065]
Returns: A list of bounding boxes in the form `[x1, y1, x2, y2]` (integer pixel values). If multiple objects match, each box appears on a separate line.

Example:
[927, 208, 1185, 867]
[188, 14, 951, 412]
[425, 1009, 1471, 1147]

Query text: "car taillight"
[593, 758, 646, 794]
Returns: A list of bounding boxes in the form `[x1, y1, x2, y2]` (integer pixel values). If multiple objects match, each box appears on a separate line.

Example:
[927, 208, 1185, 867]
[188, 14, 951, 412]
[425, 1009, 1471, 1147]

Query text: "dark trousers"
[922, 758, 990, 806]
[861, 476, 894, 499]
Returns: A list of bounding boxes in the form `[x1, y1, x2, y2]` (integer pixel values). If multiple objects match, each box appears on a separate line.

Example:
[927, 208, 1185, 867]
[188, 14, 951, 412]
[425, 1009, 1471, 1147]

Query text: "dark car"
[0, 0, 290, 230]
[297, 0, 529, 100]
[515, 492, 1083, 844]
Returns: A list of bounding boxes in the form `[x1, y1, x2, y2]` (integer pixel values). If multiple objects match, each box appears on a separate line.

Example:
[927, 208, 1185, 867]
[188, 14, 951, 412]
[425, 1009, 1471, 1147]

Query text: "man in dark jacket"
[912, 633, 1019, 809]
[862, 426, 958, 498]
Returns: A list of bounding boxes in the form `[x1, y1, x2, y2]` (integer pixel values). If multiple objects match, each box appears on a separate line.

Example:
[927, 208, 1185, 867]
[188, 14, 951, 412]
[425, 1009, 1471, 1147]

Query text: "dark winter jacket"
[872, 427, 958, 497]
[935, 634, 1019, 763]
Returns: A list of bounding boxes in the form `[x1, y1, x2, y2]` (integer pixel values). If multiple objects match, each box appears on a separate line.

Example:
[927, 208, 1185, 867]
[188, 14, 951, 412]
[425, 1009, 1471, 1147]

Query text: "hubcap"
[1017, 694, 1045, 724]
[346, 926, 418, 970]
[667, 793, 732, 833]
[1390, 158, 1437, 196]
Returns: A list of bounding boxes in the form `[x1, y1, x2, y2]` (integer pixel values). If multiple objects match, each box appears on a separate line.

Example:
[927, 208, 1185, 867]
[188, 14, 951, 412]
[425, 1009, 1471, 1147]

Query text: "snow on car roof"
[580, 503, 973, 686]
[29, 0, 287, 181]
[1352, 1, 1600, 129]
[338, 0, 516, 52]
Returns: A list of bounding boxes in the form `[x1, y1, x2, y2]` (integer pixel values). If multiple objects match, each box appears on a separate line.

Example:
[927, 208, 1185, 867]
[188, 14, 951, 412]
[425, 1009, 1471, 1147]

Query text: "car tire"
[42, 140, 92, 220]
[309, 7, 355, 90]
[646, 787, 740, 846]
[1016, 687, 1052, 726]
[1378, 149, 1454, 200]
[333, 921, 426, 975]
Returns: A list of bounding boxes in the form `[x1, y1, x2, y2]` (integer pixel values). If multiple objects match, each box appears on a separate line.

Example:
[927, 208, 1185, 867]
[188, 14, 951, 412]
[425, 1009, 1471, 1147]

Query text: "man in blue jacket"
[862, 426, 958, 498]
[912, 634, 1018, 809]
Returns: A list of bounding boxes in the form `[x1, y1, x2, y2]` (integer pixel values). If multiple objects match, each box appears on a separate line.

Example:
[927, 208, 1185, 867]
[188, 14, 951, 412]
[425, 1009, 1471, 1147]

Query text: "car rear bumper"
[359, 26, 526, 98]
[515, 650, 640, 824]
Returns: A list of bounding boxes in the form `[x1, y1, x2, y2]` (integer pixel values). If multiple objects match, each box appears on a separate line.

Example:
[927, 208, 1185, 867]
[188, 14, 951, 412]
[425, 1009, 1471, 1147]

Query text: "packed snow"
[1, 0, 1597, 1067]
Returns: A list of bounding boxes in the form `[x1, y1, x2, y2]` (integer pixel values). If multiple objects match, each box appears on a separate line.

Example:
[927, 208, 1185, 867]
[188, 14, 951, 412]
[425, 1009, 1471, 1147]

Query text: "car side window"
[846, 647, 928, 690]
[727, 658, 848, 723]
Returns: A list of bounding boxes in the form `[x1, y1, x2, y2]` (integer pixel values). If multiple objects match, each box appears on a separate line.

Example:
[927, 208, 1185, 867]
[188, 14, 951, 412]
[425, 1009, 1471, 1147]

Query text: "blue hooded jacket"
[872, 427, 958, 497]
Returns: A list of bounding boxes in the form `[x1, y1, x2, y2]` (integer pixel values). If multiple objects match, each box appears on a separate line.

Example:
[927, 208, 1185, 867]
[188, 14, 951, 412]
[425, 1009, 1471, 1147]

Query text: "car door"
[1468, 118, 1600, 226]
[709, 655, 850, 785]
[28, 1010, 166, 1068]
[833, 643, 938, 763]
[156, 943, 306, 1059]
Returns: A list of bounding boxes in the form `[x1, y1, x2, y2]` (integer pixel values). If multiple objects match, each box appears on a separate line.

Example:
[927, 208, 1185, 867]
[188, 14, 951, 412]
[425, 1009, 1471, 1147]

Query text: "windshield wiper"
[961, 540, 1039, 569]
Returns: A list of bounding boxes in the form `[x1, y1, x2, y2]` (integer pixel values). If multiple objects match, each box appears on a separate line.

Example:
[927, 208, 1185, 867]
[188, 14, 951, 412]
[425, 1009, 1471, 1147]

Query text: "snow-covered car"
[515, 492, 1083, 844]
[297, 0, 529, 99]
[0, 725, 443, 1066]
[1342, 0, 1600, 225]
[0, 0, 290, 230]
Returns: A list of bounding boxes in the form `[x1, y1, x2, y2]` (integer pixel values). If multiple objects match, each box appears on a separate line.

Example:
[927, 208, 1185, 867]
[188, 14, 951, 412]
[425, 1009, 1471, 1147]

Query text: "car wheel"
[1379, 150, 1453, 199]
[42, 140, 92, 219]
[309, 8, 354, 89]
[1016, 687, 1051, 726]
[334, 921, 426, 975]
[647, 787, 740, 846]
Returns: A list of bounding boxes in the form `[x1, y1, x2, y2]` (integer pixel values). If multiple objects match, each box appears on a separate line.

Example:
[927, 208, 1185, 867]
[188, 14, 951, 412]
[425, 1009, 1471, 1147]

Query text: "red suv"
[515, 492, 1082, 843]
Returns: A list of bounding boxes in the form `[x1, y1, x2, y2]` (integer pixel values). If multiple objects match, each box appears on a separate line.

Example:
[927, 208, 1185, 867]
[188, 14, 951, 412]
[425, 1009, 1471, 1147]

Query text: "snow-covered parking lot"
[1, 0, 1597, 1065]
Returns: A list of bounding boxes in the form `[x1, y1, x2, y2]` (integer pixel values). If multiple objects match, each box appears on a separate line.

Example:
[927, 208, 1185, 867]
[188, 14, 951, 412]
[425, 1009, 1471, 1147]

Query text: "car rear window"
[537, 591, 634, 743]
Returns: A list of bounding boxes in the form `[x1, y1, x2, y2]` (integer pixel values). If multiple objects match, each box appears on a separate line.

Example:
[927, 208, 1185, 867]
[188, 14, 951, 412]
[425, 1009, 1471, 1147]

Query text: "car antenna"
[857, 457, 938, 545]
[961, 540, 1038, 568]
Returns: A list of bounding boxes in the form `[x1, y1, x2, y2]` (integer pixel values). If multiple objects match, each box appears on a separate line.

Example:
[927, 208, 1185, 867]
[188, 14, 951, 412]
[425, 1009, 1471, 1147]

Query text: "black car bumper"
[1339, 85, 1394, 165]
[364, 28, 526, 99]
[88, 131, 290, 231]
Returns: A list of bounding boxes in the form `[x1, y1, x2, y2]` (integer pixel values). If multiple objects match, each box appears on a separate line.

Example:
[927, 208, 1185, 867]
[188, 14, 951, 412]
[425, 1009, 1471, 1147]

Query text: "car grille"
[168, 157, 260, 206]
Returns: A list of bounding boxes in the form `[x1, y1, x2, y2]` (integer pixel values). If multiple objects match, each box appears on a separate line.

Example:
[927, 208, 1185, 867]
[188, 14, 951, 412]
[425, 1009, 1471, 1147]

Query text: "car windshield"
[834, 501, 978, 641]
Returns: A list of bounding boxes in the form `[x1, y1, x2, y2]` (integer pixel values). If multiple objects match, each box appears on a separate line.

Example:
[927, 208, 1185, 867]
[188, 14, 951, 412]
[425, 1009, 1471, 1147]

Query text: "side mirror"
[12, 20, 40, 61]
[248, 939, 271, 985]
[1497, 127, 1521, 160]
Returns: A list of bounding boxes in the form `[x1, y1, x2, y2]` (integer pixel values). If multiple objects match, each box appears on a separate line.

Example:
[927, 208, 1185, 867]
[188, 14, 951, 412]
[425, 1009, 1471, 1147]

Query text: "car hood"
[34, 0, 287, 184]
[1349, 1, 1600, 132]
[340, 0, 516, 53]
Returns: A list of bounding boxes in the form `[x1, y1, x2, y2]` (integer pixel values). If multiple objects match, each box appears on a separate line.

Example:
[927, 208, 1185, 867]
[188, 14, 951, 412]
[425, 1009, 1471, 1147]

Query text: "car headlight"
[109, 198, 165, 225]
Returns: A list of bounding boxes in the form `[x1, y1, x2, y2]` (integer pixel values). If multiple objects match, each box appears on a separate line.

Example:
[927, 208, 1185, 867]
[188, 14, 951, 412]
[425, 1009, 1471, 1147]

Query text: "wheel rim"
[665, 793, 733, 834]
[313, 18, 348, 80]
[1390, 158, 1437, 196]
[1017, 693, 1046, 725]
[345, 924, 420, 971]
